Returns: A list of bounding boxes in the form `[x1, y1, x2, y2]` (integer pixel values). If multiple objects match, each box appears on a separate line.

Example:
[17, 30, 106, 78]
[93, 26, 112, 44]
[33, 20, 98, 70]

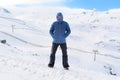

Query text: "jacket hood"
[56, 12, 63, 17]
[56, 12, 63, 22]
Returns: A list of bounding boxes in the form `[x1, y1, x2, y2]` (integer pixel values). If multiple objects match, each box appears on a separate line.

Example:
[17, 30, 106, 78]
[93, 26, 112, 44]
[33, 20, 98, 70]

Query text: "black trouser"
[48, 43, 69, 68]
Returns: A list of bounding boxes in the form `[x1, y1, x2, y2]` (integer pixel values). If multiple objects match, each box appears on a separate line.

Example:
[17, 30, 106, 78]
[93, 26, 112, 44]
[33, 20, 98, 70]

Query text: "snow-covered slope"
[0, 7, 12, 18]
[0, 6, 120, 80]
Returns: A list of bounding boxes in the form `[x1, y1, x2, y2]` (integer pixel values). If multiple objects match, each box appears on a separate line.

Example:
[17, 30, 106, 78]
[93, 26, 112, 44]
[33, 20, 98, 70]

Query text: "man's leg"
[48, 43, 59, 67]
[60, 43, 69, 68]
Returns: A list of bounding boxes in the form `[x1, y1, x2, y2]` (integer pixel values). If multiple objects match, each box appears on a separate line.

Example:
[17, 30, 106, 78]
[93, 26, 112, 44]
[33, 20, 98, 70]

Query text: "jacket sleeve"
[49, 23, 55, 38]
[65, 23, 71, 38]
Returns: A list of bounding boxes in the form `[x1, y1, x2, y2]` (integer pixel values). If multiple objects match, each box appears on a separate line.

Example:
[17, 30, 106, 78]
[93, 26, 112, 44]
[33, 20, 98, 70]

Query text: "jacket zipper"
[58, 23, 61, 43]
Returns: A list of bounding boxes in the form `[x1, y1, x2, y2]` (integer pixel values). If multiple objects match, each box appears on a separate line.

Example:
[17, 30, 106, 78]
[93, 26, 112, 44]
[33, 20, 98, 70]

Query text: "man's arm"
[49, 23, 55, 38]
[65, 23, 71, 38]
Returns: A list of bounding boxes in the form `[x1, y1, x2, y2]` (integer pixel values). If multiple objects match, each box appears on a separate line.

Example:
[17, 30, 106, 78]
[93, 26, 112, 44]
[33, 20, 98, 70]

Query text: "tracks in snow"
[0, 53, 82, 80]
[0, 30, 120, 60]
[0, 31, 45, 47]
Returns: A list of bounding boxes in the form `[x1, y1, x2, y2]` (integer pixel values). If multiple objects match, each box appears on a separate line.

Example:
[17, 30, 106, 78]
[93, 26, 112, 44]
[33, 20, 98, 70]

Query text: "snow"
[0, 6, 120, 80]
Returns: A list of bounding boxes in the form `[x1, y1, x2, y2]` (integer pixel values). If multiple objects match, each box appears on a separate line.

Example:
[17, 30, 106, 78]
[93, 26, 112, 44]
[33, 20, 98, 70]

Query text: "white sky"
[0, 0, 64, 6]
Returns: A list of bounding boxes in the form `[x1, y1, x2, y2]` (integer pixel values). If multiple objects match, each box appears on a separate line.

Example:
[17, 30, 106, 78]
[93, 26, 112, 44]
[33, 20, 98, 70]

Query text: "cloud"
[0, 0, 65, 6]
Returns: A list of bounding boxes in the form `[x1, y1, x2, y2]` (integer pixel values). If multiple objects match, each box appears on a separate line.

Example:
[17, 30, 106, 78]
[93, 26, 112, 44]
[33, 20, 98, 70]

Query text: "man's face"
[57, 16, 63, 19]
[57, 15, 63, 22]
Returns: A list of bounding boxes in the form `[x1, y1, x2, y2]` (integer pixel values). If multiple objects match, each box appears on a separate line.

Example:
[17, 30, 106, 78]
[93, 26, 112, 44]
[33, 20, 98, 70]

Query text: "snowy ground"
[0, 6, 120, 80]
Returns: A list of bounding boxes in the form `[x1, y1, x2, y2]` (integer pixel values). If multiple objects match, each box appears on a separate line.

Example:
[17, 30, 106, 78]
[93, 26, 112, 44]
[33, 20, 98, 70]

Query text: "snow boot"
[48, 64, 53, 68]
[64, 67, 69, 70]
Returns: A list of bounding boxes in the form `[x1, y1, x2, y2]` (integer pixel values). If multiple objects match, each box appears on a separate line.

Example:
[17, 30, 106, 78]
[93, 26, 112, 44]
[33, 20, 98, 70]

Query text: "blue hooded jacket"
[50, 12, 71, 43]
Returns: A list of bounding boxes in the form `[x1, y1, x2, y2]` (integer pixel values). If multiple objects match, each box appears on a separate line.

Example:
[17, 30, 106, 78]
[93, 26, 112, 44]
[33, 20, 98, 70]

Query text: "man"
[48, 12, 71, 70]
